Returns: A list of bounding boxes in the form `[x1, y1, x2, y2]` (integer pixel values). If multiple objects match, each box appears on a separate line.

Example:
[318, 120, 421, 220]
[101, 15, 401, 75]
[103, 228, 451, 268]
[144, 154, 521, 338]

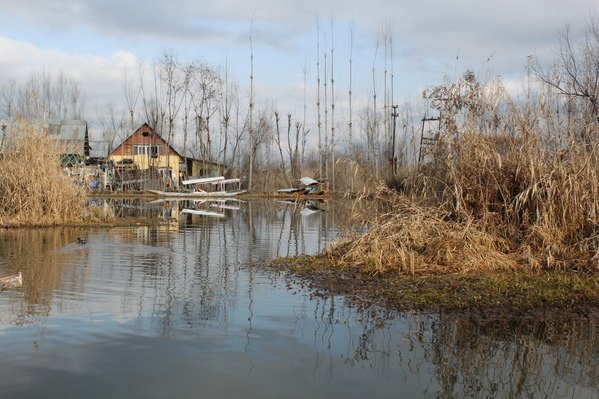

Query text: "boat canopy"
[182, 176, 225, 185]
[210, 178, 240, 185]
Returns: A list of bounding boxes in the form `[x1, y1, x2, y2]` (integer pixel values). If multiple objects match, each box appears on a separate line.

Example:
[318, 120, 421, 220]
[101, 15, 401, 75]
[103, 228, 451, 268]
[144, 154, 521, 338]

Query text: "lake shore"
[270, 256, 599, 313]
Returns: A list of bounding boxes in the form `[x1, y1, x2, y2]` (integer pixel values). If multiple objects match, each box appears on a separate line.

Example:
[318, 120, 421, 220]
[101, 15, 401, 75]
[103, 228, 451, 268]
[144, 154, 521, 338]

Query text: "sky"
[0, 0, 597, 134]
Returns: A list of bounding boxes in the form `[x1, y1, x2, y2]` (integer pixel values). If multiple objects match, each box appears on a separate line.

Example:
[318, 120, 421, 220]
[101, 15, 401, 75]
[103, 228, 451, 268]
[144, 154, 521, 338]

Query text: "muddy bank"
[270, 256, 599, 314]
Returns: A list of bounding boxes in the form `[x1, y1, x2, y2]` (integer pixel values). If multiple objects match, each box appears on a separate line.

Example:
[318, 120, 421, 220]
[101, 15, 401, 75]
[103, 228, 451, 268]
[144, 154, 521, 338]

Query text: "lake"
[0, 198, 598, 398]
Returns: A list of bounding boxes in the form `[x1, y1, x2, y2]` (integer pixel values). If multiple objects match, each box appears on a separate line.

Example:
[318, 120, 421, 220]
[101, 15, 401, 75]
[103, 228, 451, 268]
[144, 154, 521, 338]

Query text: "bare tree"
[248, 17, 255, 190]
[140, 63, 164, 131]
[532, 17, 599, 129]
[189, 63, 221, 161]
[97, 102, 126, 151]
[316, 18, 323, 179]
[158, 50, 190, 150]
[10, 70, 85, 120]
[122, 70, 141, 131]
[330, 16, 336, 190]
[0, 79, 16, 118]
[348, 22, 355, 149]
[248, 108, 274, 179]
[372, 35, 381, 178]
[219, 61, 238, 165]
[274, 111, 290, 185]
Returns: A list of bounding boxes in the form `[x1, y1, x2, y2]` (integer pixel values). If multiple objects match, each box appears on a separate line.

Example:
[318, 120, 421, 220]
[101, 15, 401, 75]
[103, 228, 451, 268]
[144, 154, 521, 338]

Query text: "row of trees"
[1, 16, 598, 191]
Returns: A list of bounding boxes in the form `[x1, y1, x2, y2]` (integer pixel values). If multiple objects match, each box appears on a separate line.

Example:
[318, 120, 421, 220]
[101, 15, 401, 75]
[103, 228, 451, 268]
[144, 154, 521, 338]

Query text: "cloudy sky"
[0, 0, 597, 130]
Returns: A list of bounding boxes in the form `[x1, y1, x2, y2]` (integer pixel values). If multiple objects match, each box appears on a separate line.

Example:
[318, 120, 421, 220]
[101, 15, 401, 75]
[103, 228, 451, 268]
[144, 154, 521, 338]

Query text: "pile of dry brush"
[326, 78, 599, 275]
[0, 119, 86, 226]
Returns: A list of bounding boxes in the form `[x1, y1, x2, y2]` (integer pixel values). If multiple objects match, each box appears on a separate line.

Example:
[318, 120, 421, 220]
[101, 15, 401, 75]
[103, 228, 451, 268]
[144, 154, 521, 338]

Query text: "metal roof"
[89, 140, 111, 158]
[0, 118, 87, 155]
[44, 119, 86, 141]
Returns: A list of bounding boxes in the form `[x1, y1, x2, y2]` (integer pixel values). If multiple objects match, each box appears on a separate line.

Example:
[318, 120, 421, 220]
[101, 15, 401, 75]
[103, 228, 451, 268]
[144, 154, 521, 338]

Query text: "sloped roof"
[89, 140, 111, 158]
[110, 123, 182, 158]
[45, 119, 86, 141]
[179, 148, 227, 168]
[0, 118, 87, 154]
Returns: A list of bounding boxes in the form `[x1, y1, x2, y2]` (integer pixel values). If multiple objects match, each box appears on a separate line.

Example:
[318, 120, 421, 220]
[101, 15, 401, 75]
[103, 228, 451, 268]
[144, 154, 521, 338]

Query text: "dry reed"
[324, 81, 599, 275]
[0, 118, 87, 226]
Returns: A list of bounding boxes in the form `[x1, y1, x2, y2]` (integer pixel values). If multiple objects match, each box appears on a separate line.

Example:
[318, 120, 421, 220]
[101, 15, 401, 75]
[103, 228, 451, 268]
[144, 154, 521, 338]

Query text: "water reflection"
[400, 313, 599, 398]
[0, 199, 597, 398]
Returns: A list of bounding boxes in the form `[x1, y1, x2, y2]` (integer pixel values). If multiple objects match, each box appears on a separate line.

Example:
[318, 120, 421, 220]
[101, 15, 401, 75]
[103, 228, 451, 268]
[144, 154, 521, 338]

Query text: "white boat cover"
[210, 178, 240, 185]
[181, 176, 225, 185]
[299, 177, 320, 186]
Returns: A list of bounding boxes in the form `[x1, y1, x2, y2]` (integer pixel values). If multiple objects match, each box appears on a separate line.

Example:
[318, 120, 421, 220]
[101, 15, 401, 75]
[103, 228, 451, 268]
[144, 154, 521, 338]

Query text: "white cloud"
[1, 0, 597, 136]
[0, 36, 142, 111]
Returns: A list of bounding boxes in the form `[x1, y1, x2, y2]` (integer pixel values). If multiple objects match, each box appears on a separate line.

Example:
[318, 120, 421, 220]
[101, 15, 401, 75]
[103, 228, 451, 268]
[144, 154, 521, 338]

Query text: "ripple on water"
[0, 200, 597, 398]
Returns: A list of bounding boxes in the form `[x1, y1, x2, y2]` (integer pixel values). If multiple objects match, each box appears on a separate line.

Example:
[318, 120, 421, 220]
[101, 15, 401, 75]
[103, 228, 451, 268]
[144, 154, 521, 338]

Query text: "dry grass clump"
[325, 130, 599, 275]
[325, 191, 518, 274]
[0, 119, 87, 226]
[426, 131, 599, 271]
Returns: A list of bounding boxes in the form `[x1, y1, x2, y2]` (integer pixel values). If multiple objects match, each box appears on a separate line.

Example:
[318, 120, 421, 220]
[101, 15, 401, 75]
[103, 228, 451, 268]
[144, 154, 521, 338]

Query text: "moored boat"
[147, 176, 246, 198]
[147, 189, 247, 198]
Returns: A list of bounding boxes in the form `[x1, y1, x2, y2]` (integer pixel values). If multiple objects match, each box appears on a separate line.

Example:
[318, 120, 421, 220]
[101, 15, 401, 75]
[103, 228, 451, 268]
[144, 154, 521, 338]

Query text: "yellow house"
[108, 123, 182, 181]
[108, 123, 226, 183]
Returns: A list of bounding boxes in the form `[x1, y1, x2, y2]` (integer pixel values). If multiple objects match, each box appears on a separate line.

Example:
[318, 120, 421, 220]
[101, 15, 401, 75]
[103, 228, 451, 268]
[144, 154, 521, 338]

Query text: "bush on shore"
[325, 73, 599, 275]
[0, 119, 87, 226]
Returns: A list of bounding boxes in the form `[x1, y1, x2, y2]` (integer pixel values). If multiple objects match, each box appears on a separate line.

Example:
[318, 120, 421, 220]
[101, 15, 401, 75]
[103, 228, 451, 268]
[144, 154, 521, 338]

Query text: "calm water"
[0, 199, 598, 398]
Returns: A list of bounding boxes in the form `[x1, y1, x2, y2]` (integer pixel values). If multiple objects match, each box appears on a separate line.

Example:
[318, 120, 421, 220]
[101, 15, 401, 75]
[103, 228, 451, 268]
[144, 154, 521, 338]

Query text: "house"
[108, 123, 226, 184]
[88, 140, 112, 163]
[44, 119, 90, 164]
[180, 150, 227, 180]
[0, 118, 90, 164]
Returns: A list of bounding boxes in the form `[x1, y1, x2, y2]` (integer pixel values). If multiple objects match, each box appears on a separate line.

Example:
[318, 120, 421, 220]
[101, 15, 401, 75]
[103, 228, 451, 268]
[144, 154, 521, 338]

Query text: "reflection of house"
[108, 123, 225, 182]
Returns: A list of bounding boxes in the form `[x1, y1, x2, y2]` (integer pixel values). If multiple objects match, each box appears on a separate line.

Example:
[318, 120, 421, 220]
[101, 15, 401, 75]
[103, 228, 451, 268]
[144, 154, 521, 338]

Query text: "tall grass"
[0, 119, 86, 226]
[325, 80, 599, 275]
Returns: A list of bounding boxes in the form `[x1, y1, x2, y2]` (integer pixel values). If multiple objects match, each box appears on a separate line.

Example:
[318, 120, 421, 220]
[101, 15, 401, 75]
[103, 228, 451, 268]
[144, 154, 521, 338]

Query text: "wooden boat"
[147, 189, 247, 198]
[0, 271, 22, 289]
[277, 187, 304, 194]
[277, 176, 325, 195]
[148, 176, 246, 198]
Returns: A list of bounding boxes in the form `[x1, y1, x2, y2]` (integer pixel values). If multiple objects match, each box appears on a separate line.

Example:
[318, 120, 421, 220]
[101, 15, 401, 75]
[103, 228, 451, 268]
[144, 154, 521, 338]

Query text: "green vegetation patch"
[270, 256, 599, 313]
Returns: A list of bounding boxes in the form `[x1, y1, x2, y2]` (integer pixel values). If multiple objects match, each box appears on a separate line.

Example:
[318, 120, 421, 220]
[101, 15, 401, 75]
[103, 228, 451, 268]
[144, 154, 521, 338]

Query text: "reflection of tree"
[0, 228, 89, 319]
[405, 313, 599, 398]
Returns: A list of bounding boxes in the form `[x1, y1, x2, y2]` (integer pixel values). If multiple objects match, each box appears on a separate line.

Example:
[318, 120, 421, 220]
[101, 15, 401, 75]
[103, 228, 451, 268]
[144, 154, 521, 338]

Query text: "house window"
[150, 145, 161, 157]
[158, 168, 172, 179]
[133, 145, 147, 155]
[133, 144, 162, 156]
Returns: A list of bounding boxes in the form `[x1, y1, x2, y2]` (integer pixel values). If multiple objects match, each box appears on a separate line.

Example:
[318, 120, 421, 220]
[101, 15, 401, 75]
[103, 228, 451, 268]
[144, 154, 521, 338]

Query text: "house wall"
[190, 160, 224, 177]
[108, 124, 182, 180]
[109, 154, 182, 178]
[109, 124, 231, 186]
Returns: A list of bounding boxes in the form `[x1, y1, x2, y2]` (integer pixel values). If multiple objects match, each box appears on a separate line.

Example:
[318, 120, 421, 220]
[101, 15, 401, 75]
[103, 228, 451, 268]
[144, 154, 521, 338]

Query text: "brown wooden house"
[108, 123, 226, 184]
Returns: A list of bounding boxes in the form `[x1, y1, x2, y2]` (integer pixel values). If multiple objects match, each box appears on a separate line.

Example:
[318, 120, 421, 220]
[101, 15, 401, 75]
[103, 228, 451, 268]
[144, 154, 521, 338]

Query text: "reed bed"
[324, 115, 599, 275]
[0, 119, 87, 226]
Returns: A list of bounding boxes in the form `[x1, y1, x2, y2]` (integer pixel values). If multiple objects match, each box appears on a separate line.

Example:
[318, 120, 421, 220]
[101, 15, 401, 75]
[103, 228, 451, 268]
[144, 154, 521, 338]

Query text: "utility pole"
[391, 105, 398, 176]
